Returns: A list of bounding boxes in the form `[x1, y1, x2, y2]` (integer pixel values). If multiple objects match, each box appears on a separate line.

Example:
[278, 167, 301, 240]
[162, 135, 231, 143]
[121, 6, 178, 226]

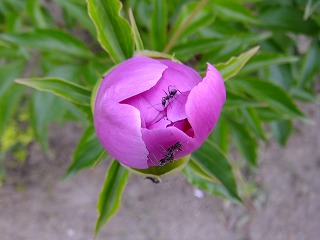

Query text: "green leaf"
[232, 78, 304, 119]
[65, 126, 106, 178]
[150, 0, 168, 51]
[240, 53, 299, 74]
[211, 116, 229, 153]
[240, 108, 266, 140]
[191, 139, 241, 201]
[270, 120, 292, 146]
[182, 164, 239, 201]
[0, 61, 25, 98]
[298, 39, 320, 88]
[258, 7, 320, 35]
[304, 0, 320, 20]
[229, 120, 258, 167]
[0, 29, 92, 59]
[56, 0, 96, 36]
[215, 46, 260, 81]
[95, 160, 129, 235]
[30, 91, 68, 150]
[164, 0, 213, 53]
[87, 0, 134, 63]
[213, 0, 259, 24]
[187, 158, 220, 183]
[129, 8, 144, 51]
[0, 84, 24, 139]
[25, 0, 47, 28]
[0, 61, 25, 139]
[224, 91, 265, 109]
[15, 77, 92, 107]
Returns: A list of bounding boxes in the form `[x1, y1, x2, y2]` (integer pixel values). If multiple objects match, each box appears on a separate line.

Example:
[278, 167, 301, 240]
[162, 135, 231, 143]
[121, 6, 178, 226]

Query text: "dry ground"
[0, 102, 320, 240]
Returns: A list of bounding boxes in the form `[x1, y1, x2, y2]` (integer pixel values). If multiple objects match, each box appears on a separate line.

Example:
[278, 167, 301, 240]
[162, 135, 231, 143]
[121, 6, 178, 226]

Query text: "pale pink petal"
[185, 63, 226, 144]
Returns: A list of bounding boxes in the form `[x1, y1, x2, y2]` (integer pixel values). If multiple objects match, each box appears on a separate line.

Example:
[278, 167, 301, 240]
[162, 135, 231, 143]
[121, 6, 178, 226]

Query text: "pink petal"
[94, 99, 149, 168]
[158, 59, 202, 88]
[166, 91, 189, 122]
[140, 61, 202, 111]
[141, 127, 197, 167]
[185, 63, 226, 145]
[97, 56, 167, 102]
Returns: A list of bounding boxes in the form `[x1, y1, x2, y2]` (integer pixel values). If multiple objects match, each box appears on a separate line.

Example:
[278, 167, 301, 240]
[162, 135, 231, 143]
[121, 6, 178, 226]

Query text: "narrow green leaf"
[150, 0, 168, 51]
[0, 61, 25, 139]
[241, 53, 299, 74]
[233, 78, 304, 119]
[173, 32, 270, 61]
[304, 0, 320, 20]
[25, 0, 47, 28]
[0, 84, 24, 139]
[129, 8, 144, 51]
[0, 61, 25, 97]
[211, 116, 229, 153]
[270, 120, 292, 146]
[164, 0, 211, 53]
[56, 0, 96, 36]
[0, 29, 92, 58]
[224, 91, 265, 109]
[216, 46, 260, 81]
[182, 164, 239, 202]
[259, 7, 319, 35]
[30, 91, 68, 150]
[95, 160, 129, 235]
[240, 108, 266, 140]
[213, 0, 260, 24]
[65, 126, 106, 178]
[15, 77, 91, 106]
[229, 120, 257, 167]
[87, 0, 134, 63]
[187, 158, 220, 184]
[256, 108, 292, 122]
[191, 139, 241, 201]
[298, 39, 320, 88]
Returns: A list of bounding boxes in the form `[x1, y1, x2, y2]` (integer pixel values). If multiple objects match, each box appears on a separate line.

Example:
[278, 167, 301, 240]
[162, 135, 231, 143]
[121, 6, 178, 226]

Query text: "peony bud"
[94, 56, 226, 169]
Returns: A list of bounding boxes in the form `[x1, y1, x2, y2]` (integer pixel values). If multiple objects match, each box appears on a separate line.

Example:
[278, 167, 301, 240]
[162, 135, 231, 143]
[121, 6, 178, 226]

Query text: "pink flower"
[94, 56, 226, 169]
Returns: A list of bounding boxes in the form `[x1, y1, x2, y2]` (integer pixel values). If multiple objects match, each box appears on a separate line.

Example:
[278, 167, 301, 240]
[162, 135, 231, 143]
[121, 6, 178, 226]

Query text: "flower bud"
[94, 56, 225, 169]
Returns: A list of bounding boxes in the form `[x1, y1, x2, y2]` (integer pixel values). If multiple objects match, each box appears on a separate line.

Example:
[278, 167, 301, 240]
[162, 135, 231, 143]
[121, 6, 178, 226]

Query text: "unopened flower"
[94, 56, 225, 169]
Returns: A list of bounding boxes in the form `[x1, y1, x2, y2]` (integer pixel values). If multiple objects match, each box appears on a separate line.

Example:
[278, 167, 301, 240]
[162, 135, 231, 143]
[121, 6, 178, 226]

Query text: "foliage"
[1, 0, 319, 236]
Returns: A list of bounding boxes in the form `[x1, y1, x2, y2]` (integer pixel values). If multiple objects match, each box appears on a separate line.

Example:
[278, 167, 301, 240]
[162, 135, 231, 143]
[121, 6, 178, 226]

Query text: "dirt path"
[0, 103, 319, 240]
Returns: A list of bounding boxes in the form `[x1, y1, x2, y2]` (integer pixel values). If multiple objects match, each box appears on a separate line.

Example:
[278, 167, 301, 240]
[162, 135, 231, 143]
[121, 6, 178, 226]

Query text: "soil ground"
[0, 102, 320, 240]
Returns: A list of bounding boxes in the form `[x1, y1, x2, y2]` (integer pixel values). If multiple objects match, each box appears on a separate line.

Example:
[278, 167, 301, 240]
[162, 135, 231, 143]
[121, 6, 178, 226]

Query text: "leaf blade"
[95, 160, 129, 235]
[191, 139, 241, 201]
[65, 126, 106, 178]
[15, 77, 92, 106]
[87, 0, 134, 63]
[216, 46, 260, 81]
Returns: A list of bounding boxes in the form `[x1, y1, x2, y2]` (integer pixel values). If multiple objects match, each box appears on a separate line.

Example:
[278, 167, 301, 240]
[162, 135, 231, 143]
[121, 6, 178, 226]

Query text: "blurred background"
[0, 0, 320, 239]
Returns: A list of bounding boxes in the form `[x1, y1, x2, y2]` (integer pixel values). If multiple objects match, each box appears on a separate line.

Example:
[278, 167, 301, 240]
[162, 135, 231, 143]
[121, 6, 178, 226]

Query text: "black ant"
[158, 141, 182, 167]
[148, 86, 182, 110]
[161, 88, 178, 107]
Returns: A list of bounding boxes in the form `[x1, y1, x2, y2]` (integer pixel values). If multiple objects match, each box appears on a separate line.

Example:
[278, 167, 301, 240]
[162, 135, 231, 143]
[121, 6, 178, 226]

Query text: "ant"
[161, 88, 178, 107]
[158, 141, 183, 167]
[148, 86, 183, 110]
